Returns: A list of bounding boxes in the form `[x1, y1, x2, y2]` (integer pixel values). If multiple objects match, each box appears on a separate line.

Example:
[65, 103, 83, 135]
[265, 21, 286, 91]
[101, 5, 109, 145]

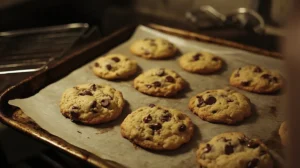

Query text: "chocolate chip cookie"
[178, 51, 223, 74]
[196, 132, 274, 168]
[92, 54, 137, 80]
[121, 104, 194, 150]
[279, 121, 288, 146]
[130, 38, 177, 59]
[188, 89, 251, 124]
[133, 68, 186, 97]
[59, 83, 125, 124]
[230, 65, 283, 93]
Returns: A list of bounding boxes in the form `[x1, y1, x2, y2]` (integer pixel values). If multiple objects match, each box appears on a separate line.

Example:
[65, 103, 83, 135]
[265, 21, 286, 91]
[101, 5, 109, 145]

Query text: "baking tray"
[0, 24, 283, 168]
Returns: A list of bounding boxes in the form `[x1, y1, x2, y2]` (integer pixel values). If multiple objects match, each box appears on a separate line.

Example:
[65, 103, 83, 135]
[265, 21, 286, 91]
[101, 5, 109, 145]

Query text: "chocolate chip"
[247, 158, 259, 168]
[203, 144, 211, 153]
[259, 150, 267, 156]
[90, 84, 97, 91]
[70, 111, 79, 120]
[149, 104, 155, 108]
[160, 111, 172, 122]
[247, 140, 259, 148]
[254, 67, 262, 73]
[212, 57, 219, 61]
[272, 77, 278, 83]
[90, 101, 97, 109]
[101, 99, 110, 108]
[241, 81, 250, 86]
[225, 144, 234, 155]
[165, 76, 175, 83]
[205, 96, 217, 105]
[238, 138, 247, 145]
[94, 62, 99, 67]
[193, 53, 201, 61]
[227, 99, 233, 103]
[197, 96, 205, 107]
[149, 123, 162, 130]
[261, 74, 271, 79]
[79, 90, 93, 96]
[156, 69, 165, 76]
[153, 81, 161, 87]
[178, 124, 186, 132]
[143, 114, 152, 123]
[212, 110, 217, 114]
[106, 64, 112, 70]
[145, 84, 152, 88]
[111, 57, 120, 62]
[223, 138, 230, 142]
[234, 73, 240, 77]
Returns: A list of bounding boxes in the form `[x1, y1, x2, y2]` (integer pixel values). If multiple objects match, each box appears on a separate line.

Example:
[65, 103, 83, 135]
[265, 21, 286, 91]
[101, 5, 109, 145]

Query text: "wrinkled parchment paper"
[9, 26, 285, 168]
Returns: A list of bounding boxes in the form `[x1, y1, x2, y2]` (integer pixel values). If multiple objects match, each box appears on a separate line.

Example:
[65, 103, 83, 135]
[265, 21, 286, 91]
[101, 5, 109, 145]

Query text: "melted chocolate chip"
[193, 53, 201, 61]
[165, 76, 175, 83]
[90, 84, 97, 91]
[225, 144, 234, 155]
[238, 138, 247, 145]
[145, 84, 152, 88]
[70, 112, 79, 120]
[203, 144, 211, 153]
[94, 62, 99, 67]
[178, 124, 186, 132]
[212, 110, 217, 114]
[241, 81, 251, 86]
[205, 96, 217, 105]
[272, 77, 278, 83]
[143, 114, 152, 123]
[153, 81, 161, 87]
[254, 67, 262, 73]
[259, 150, 267, 156]
[227, 99, 233, 103]
[106, 64, 112, 70]
[234, 73, 240, 77]
[247, 140, 259, 148]
[223, 138, 230, 142]
[247, 158, 259, 168]
[212, 57, 219, 61]
[261, 74, 271, 79]
[90, 101, 97, 109]
[149, 123, 162, 130]
[149, 104, 155, 108]
[156, 69, 165, 76]
[79, 90, 93, 96]
[111, 57, 120, 62]
[100, 99, 110, 108]
[160, 111, 172, 122]
[197, 96, 205, 107]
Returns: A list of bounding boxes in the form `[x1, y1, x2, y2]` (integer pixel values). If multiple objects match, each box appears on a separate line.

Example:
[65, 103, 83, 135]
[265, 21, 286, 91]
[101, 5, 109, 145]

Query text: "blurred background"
[0, 0, 290, 167]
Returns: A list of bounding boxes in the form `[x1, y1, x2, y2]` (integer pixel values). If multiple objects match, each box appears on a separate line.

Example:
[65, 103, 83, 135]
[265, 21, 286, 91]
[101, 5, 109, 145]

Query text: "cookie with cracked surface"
[133, 68, 186, 97]
[178, 51, 223, 74]
[121, 104, 194, 150]
[59, 83, 125, 125]
[230, 65, 283, 93]
[279, 121, 288, 146]
[92, 54, 138, 80]
[188, 89, 251, 124]
[196, 132, 274, 168]
[130, 38, 177, 59]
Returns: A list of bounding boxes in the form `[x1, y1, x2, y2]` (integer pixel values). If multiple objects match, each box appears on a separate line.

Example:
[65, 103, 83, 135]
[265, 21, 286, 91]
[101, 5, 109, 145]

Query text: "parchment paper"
[9, 26, 285, 168]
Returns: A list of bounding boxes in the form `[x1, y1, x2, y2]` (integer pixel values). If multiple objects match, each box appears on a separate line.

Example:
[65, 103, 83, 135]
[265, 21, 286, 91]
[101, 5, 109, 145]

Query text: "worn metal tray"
[0, 24, 282, 168]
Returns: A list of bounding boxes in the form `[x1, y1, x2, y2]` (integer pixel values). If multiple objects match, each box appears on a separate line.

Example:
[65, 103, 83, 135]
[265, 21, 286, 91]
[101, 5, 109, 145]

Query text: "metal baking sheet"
[8, 25, 285, 168]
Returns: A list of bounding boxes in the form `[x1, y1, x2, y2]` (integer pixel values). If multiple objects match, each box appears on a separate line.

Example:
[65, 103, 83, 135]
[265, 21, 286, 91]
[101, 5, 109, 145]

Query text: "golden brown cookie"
[196, 132, 274, 168]
[121, 104, 194, 150]
[230, 65, 283, 93]
[133, 68, 186, 97]
[130, 38, 177, 59]
[178, 51, 223, 74]
[188, 89, 251, 124]
[59, 83, 125, 124]
[92, 54, 137, 80]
